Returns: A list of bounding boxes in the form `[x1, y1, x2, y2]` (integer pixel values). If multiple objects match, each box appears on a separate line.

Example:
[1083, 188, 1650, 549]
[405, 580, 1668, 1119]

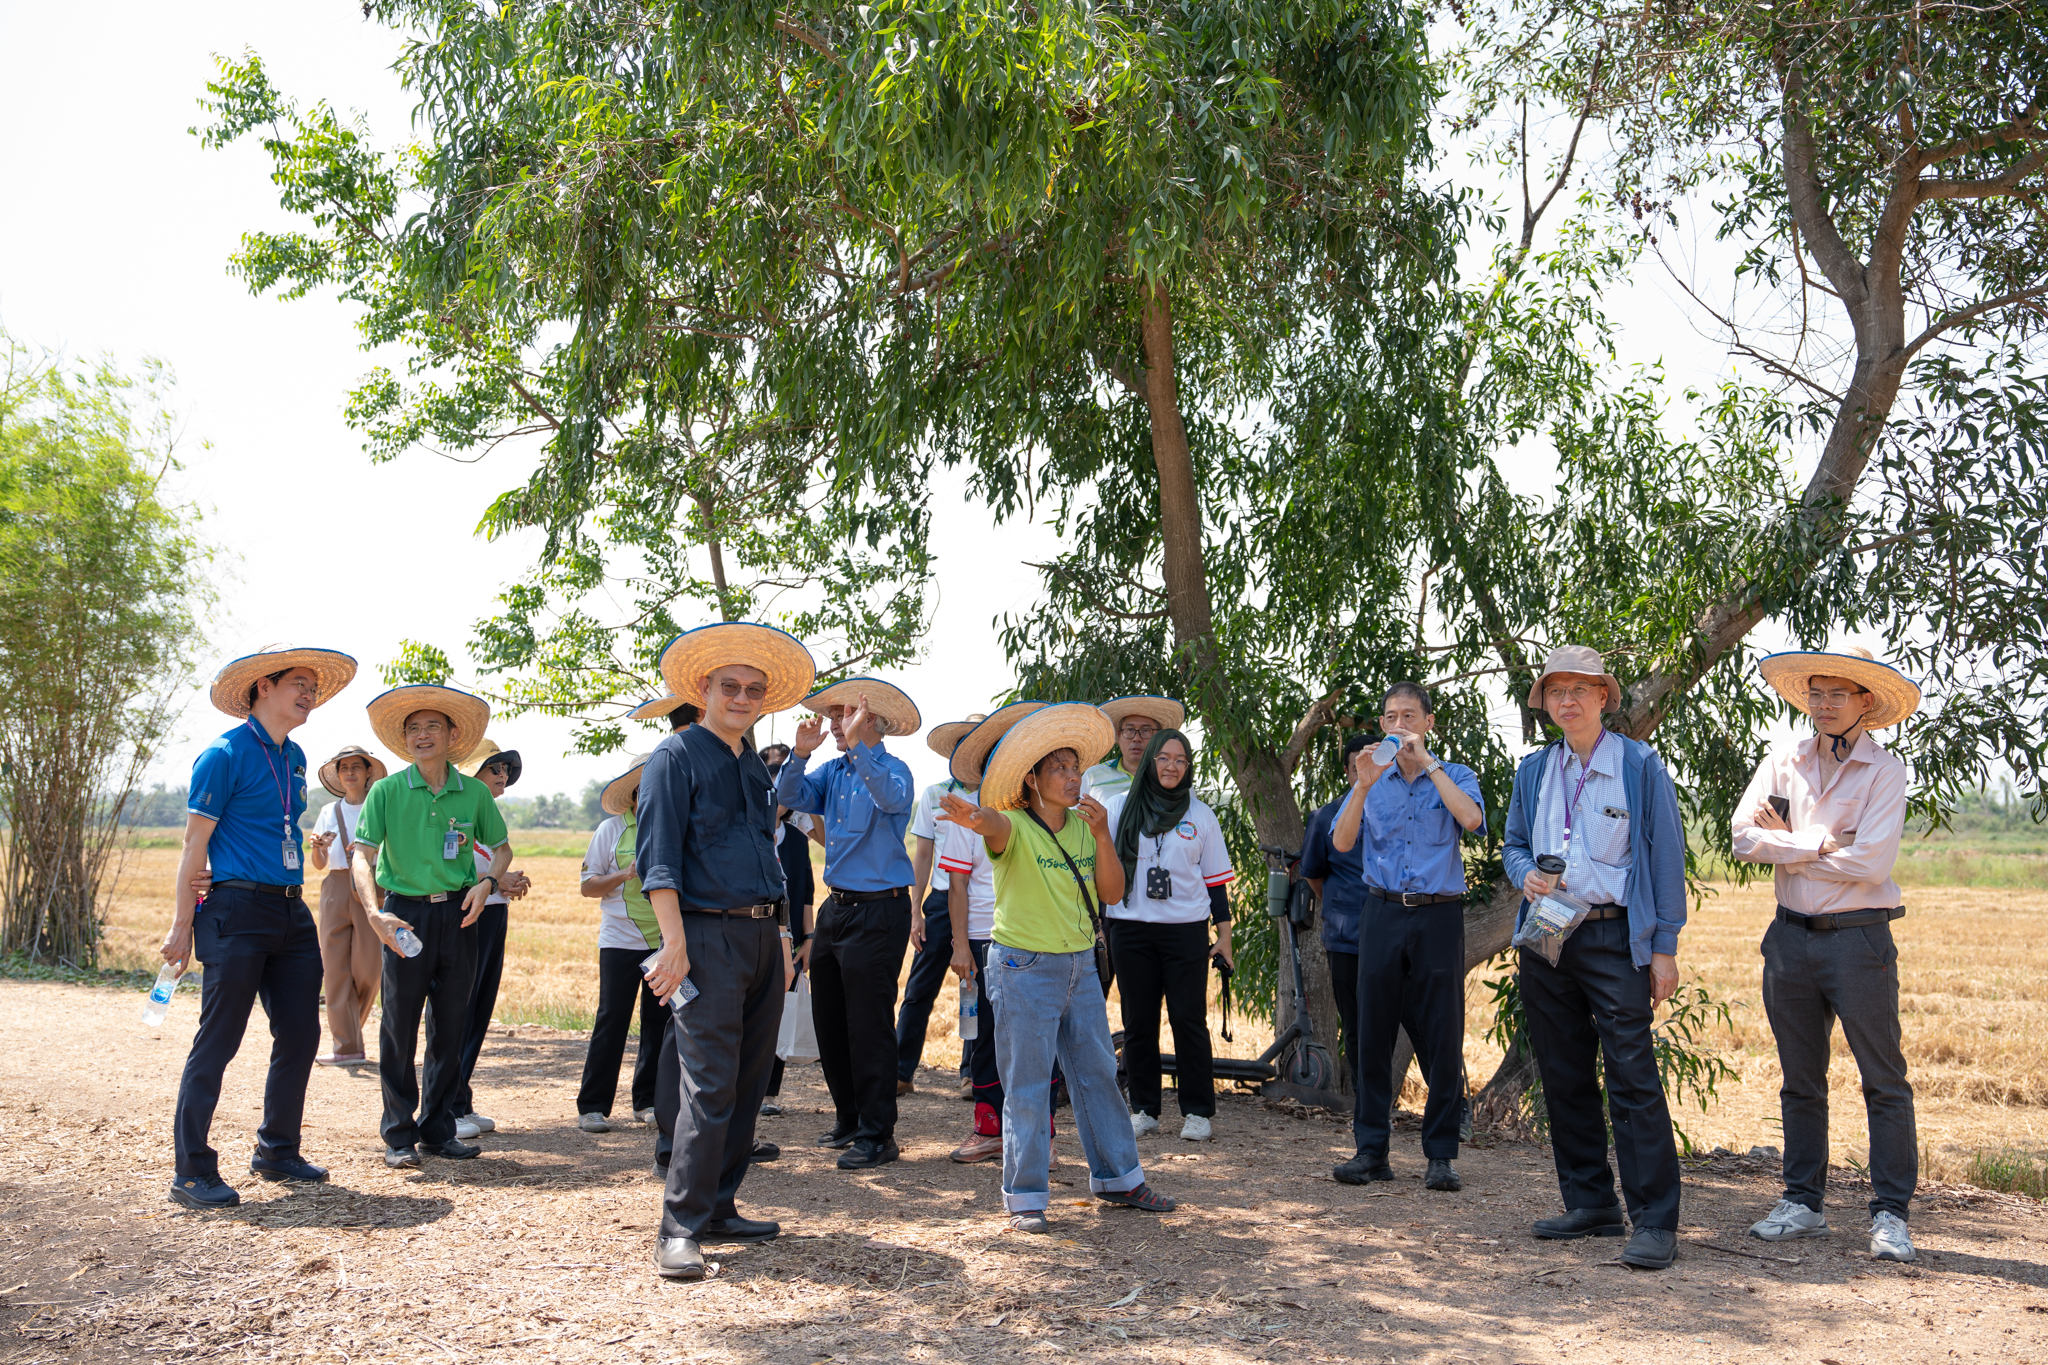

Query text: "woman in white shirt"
[575, 755, 661, 1133]
[309, 746, 386, 1066]
[1103, 729, 1237, 1142]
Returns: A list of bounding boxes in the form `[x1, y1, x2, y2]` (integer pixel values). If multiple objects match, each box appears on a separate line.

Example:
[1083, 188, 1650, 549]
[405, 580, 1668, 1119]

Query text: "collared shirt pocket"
[1585, 807, 1632, 866]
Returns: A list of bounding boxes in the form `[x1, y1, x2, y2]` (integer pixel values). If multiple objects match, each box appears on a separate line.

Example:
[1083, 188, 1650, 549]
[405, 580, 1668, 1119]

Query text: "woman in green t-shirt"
[940, 703, 1178, 1234]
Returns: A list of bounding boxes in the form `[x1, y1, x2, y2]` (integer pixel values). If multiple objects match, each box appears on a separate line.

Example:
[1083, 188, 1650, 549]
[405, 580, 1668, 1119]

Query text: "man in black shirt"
[636, 622, 815, 1281]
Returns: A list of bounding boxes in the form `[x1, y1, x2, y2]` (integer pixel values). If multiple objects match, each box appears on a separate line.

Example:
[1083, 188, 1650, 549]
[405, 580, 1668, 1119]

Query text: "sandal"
[1098, 1182, 1176, 1213]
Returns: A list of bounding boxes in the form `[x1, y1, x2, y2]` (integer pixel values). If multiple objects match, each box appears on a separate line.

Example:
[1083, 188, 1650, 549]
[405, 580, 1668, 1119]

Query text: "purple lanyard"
[1557, 732, 1609, 848]
[243, 719, 295, 840]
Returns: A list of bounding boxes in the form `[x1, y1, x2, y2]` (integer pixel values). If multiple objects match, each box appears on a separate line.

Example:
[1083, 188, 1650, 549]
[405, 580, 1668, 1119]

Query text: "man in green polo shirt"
[349, 684, 512, 1168]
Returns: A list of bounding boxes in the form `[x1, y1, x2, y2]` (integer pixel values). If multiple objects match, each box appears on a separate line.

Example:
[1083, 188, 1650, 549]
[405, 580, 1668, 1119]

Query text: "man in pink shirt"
[1731, 647, 1923, 1264]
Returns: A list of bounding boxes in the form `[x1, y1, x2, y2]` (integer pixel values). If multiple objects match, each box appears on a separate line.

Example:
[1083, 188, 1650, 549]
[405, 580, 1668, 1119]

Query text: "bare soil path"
[3, 978, 2045, 1364]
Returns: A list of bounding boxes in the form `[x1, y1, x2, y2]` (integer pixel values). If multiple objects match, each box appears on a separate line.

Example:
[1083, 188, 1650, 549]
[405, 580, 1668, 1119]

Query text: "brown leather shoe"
[950, 1132, 1003, 1163]
[896, 1078, 915, 1096]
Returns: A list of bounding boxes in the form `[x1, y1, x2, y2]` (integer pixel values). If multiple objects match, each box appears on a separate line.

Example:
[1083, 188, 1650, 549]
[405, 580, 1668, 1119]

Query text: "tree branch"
[773, 16, 847, 69]
[1780, 72, 1868, 308]
[1917, 146, 2048, 200]
[1903, 282, 2048, 358]
[1279, 687, 1345, 779]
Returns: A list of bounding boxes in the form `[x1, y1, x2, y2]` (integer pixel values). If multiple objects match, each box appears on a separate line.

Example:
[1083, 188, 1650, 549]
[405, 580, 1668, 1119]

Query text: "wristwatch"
[1423, 760, 1444, 776]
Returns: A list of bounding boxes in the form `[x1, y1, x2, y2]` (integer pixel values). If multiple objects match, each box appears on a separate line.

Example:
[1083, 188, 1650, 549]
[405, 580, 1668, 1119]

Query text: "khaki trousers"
[318, 868, 381, 1058]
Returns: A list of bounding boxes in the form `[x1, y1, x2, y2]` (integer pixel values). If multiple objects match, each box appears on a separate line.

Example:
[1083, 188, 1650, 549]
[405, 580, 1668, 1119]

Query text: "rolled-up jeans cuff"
[1089, 1164, 1145, 1196]
[1003, 1191, 1051, 1213]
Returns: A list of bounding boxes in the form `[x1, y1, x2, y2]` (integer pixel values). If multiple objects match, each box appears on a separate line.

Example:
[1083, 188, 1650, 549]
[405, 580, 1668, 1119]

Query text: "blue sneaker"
[251, 1153, 329, 1184]
[169, 1175, 240, 1209]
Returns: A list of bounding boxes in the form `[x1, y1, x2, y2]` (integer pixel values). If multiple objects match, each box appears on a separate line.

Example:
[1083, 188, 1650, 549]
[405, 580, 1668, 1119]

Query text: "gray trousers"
[659, 914, 784, 1241]
[1761, 915, 1917, 1221]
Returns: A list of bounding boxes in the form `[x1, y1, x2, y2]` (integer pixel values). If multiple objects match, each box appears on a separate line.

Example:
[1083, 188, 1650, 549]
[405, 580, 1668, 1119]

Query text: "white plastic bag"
[777, 974, 820, 1063]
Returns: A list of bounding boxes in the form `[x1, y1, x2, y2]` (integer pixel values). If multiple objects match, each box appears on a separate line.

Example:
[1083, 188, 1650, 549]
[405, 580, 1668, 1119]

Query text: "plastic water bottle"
[393, 926, 424, 958]
[140, 962, 182, 1026]
[642, 950, 699, 1009]
[958, 976, 979, 1041]
[1372, 736, 1400, 765]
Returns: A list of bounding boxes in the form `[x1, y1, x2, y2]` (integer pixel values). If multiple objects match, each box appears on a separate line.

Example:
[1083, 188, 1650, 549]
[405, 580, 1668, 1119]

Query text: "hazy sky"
[0, 3, 1779, 806]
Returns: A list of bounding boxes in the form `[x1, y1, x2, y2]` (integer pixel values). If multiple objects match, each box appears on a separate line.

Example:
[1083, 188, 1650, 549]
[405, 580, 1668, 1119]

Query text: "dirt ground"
[5, 979, 2047, 1364]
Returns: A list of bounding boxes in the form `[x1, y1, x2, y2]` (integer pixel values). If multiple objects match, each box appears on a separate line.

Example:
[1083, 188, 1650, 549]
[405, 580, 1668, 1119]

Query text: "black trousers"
[1519, 914, 1682, 1230]
[1328, 948, 1359, 1090]
[895, 889, 961, 1082]
[811, 890, 913, 1142]
[659, 914, 783, 1240]
[447, 901, 506, 1117]
[377, 896, 477, 1150]
[1107, 917, 1217, 1119]
[173, 885, 323, 1179]
[1352, 893, 1465, 1159]
[576, 945, 666, 1116]
[967, 938, 1003, 1124]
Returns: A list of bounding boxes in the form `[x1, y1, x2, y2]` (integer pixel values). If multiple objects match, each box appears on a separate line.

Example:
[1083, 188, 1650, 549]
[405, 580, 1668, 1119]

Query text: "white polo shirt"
[910, 779, 971, 893]
[1100, 793, 1237, 925]
[582, 815, 646, 951]
[1081, 761, 1132, 801]
[935, 814, 997, 940]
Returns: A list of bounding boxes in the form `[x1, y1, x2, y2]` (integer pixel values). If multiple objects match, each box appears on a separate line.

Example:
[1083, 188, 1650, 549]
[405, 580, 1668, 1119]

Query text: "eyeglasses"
[403, 718, 448, 736]
[717, 680, 769, 700]
[1544, 684, 1605, 704]
[1119, 724, 1159, 741]
[1805, 689, 1867, 709]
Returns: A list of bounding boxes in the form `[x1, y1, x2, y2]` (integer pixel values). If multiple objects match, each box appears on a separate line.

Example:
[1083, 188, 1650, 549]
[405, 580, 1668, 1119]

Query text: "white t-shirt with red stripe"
[1100, 793, 1236, 925]
[935, 813, 997, 940]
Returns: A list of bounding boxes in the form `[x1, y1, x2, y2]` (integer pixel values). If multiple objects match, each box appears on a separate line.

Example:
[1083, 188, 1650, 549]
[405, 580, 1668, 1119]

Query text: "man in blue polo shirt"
[161, 646, 357, 1209]
[775, 677, 920, 1172]
[1329, 682, 1485, 1194]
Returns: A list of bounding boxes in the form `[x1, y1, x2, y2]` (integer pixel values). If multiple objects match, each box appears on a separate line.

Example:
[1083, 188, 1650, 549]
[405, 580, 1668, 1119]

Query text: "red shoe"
[950, 1132, 1003, 1163]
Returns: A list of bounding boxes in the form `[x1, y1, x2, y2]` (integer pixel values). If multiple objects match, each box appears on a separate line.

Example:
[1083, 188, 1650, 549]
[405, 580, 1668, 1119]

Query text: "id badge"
[443, 825, 462, 860]
[282, 840, 301, 871]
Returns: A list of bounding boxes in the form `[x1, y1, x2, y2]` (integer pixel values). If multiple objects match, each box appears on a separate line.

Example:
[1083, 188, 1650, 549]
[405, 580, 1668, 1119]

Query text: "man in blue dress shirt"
[775, 676, 921, 1172]
[1299, 733, 1372, 1087]
[161, 646, 357, 1209]
[1329, 683, 1485, 1193]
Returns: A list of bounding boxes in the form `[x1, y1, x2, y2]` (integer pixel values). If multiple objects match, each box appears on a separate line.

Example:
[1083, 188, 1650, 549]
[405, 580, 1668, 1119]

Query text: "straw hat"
[628, 693, 696, 722]
[459, 738, 523, 786]
[925, 714, 988, 760]
[1527, 645, 1624, 714]
[209, 646, 358, 719]
[317, 745, 389, 798]
[1758, 647, 1922, 729]
[658, 622, 816, 714]
[801, 677, 922, 738]
[948, 702, 1046, 787]
[1100, 695, 1186, 733]
[364, 684, 493, 764]
[601, 753, 651, 816]
[979, 703, 1115, 811]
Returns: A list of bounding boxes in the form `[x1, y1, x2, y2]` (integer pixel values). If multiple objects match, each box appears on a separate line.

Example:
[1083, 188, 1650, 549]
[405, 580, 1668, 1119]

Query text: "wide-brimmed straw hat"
[1527, 645, 1624, 714]
[210, 646, 358, 719]
[601, 753, 651, 816]
[658, 622, 816, 714]
[948, 702, 1046, 788]
[628, 693, 696, 722]
[979, 703, 1115, 811]
[317, 745, 388, 797]
[1759, 647, 1922, 729]
[459, 738, 523, 786]
[1100, 695, 1186, 733]
[801, 677, 922, 738]
[925, 714, 988, 760]
[364, 684, 493, 764]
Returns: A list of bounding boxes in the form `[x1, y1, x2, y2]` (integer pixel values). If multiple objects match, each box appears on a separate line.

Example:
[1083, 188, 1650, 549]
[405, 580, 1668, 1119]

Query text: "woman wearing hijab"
[1102, 729, 1237, 1142]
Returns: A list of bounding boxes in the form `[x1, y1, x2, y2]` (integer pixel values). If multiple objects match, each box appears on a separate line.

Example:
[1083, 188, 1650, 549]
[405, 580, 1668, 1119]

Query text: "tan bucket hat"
[364, 684, 493, 764]
[948, 702, 1046, 788]
[925, 714, 989, 759]
[601, 753, 651, 816]
[1527, 645, 1624, 714]
[317, 745, 389, 798]
[210, 646, 358, 719]
[979, 703, 1115, 811]
[1758, 647, 1922, 729]
[1100, 695, 1186, 733]
[658, 622, 816, 713]
[801, 677, 922, 738]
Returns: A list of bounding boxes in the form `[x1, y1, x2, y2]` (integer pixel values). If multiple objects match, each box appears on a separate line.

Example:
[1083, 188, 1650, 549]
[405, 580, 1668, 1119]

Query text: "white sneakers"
[1180, 1115, 1213, 1142]
[1749, 1199, 1830, 1241]
[455, 1118, 481, 1140]
[577, 1112, 614, 1133]
[633, 1108, 656, 1126]
[462, 1112, 496, 1133]
[1870, 1211, 1917, 1262]
[1130, 1112, 1160, 1137]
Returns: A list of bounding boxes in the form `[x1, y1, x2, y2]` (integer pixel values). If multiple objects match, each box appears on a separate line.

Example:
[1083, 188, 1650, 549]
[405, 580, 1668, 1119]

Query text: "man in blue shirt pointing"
[775, 677, 921, 1172]
[162, 646, 358, 1209]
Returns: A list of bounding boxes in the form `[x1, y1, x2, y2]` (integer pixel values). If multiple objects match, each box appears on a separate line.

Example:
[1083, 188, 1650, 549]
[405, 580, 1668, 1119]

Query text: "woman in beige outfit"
[310, 745, 388, 1065]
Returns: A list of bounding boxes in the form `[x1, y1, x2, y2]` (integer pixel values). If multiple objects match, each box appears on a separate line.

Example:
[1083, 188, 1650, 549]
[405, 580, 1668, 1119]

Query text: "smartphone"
[1768, 795, 1790, 822]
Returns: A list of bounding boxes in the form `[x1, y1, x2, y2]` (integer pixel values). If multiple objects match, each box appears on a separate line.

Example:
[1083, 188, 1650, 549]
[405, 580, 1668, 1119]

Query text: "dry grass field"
[92, 840, 2048, 1180]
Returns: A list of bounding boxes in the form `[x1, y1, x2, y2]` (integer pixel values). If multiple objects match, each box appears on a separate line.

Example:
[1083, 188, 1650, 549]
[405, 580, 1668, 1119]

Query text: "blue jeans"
[985, 942, 1144, 1214]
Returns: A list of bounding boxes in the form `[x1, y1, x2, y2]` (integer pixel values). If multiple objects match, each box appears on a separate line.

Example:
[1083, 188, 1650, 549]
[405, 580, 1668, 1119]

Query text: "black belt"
[827, 886, 909, 905]
[1582, 902, 1627, 921]
[685, 902, 782, 919]
[1778, 905, 1905, 931]
[1364, 886, 1462, 907]
[389, 890, 460, 904]
[212, 879, 302, 899]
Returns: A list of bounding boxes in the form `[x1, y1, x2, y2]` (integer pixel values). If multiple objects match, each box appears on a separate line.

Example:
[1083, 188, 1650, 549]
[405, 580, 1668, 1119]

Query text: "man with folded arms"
[775, 677, 921, 1172]
[1732, 647, 1923, 1264]
[638, 622, 809, 1281]
[349, 683, 511, 1169]
[1503, 645, 1687, 1271]
[163, 646, 357, 1208]
[1328, 683, 1485, 1193]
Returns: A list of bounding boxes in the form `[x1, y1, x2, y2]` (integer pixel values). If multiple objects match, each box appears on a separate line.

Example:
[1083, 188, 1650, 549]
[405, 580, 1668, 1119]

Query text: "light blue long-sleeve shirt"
[774, 740, 916, 892]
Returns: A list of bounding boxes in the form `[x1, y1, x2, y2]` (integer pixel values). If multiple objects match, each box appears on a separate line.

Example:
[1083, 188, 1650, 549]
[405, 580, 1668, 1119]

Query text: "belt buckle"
[429, 892, 449, 904]
[1402, 891, 1427, 908]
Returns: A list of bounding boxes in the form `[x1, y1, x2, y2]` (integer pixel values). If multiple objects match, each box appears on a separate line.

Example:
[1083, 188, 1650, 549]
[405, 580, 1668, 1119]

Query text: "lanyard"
[1557, 731, 1609, 848]
[243, 719, 295, 840]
